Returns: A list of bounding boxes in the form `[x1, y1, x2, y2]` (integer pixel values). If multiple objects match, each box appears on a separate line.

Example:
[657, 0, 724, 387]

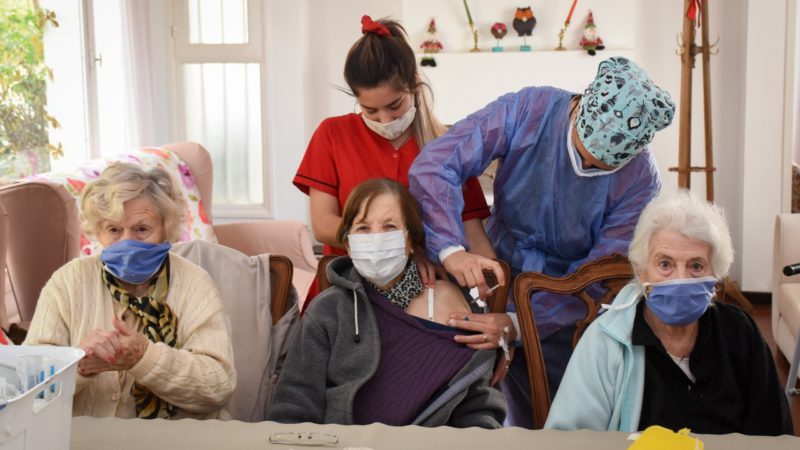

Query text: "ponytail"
[345, 16, 445, 147]
[412, 80, 447, 147]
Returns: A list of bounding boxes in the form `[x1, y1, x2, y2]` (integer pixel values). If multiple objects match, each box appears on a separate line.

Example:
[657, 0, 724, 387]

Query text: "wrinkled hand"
[442, 250, 505, 298]
[448, 312, 516, 350]
[78, 317, 148, 377]
[412, 246, 446, 288]
[490, 346, 516, 387]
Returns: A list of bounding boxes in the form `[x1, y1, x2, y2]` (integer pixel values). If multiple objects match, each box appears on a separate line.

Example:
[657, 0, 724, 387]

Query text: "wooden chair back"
[485, 259, 511, 314]
[512, 253, 634, 429]
[269, 255, 293, 325]
[316, 255, 338, 292]
[317, 256, 511, 313]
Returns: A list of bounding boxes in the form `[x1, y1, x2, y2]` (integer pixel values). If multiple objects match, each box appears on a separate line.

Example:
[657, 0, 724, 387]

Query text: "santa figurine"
[579, 10, 605, 56]
[420, 18, 443, 67]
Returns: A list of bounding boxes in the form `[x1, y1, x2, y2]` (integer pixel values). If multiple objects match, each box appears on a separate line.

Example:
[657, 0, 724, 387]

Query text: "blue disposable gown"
[409, 87, 661, 338]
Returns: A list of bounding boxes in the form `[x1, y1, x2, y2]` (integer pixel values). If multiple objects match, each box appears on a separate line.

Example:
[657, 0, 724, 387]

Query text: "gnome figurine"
[579, 10, 605, 56]
[420, 18, 443, 67]
[491, 22, 507, 52]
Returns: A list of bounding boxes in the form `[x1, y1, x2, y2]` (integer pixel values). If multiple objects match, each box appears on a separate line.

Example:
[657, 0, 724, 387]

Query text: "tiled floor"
[750, 304, 800, 435]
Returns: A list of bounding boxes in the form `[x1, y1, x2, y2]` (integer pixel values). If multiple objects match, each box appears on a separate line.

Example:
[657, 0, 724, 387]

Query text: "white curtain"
[120, 0, 170, 148]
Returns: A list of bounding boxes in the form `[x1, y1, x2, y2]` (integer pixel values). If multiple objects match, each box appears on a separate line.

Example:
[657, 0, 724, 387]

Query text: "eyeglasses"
[268, 432, 339, 447]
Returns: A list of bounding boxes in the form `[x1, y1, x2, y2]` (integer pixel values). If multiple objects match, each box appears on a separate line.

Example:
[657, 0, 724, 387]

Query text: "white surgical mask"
[567, 120, 623, 178]
[348, 230, 408, 287]
[362, 106, 416, 140]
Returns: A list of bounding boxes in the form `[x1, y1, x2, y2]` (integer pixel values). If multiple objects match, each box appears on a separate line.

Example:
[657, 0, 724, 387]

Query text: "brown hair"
[344, 17, 446, 147]
[336, 178, 425, 247]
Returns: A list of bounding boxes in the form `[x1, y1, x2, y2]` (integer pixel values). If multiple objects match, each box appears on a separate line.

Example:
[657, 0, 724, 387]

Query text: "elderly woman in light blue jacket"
[545, 191, 792, 435]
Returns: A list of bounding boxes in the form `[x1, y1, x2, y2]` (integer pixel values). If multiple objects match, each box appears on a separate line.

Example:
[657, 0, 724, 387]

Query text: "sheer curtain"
[119, 0, 170, 149]
[116, 0, 265, 207]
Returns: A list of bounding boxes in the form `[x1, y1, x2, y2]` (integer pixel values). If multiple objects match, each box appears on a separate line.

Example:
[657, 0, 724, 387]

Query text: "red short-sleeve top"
[293, 113, 490, 256]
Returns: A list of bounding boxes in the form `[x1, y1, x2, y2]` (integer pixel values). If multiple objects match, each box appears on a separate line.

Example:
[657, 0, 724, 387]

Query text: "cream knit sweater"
[24, 254, 236, 419]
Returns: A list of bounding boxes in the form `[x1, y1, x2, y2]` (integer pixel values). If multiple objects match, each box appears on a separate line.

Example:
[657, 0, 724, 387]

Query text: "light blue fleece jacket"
[544, 283, 645, 432]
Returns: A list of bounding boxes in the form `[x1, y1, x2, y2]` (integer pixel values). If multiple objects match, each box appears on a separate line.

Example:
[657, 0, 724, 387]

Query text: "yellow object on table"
[627, 426, 704, 450]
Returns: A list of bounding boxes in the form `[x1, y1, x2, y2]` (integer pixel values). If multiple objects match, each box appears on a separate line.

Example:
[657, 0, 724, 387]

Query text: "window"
[172, 0, 268, 214]
[40, 0, 131, 173]
[37, 0, 269, 218]
[0, 1, 61, 181]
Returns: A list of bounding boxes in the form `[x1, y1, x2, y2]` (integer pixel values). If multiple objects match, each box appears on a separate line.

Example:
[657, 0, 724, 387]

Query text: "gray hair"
[628, 190, 733, 280]
[80, 163, 187, 243]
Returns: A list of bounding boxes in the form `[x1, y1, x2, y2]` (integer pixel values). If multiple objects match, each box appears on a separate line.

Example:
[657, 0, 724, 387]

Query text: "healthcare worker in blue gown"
[408, 57, 675, 428]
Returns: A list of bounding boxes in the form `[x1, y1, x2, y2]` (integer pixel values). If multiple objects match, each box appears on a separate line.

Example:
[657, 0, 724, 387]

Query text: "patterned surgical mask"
[362, 106, 416, 141]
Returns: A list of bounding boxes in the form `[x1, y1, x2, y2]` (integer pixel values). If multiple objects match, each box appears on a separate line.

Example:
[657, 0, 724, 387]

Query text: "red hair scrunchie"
[361, 15, 390, 37]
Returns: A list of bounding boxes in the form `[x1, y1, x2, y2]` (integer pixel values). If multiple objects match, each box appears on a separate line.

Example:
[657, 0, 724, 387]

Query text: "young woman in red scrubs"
[293, 16, 496, 309]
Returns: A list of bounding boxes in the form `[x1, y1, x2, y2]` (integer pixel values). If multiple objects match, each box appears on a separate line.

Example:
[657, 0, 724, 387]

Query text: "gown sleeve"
[410, 89, 543, 262]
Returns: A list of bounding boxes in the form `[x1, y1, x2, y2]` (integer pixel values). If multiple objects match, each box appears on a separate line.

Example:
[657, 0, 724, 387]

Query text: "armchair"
[512, 253, 634, 429]
[0, 142, 317, 330]
[773, 214, 800, 395]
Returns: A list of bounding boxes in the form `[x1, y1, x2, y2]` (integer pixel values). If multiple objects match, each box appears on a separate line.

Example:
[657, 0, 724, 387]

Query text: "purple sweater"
[352, 286, 476, 425]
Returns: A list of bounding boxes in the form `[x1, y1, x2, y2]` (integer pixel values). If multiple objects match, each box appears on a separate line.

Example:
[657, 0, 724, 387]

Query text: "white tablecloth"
[70, 417, 800, 450]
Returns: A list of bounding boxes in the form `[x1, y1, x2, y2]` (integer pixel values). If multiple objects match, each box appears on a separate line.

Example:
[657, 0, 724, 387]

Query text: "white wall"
[633, 0, 749, 286]
[258, 0, 796, 292]
[131, 0, 786, 292]
[263, 0, 402, 224]
[630, 0, 793, 292]
[740, 0, 793, 291]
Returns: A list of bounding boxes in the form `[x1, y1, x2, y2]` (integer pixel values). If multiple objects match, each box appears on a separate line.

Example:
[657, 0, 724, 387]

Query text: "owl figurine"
[512, 6, 536, 51]
[512, 7, 536, 36]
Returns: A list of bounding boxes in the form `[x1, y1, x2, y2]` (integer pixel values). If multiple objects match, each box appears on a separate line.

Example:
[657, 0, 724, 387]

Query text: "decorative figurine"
[491, 22, 507, 52]
[512, 6, 537, 52]
[420, 18, 443, 67]
[579, 10, 605, 56]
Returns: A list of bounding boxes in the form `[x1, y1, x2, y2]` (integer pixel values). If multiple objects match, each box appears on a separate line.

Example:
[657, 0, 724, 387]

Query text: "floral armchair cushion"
[28, 147, 217, 256]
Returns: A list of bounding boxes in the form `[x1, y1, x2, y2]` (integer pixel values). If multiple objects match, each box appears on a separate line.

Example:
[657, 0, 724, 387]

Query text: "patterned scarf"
[368, 259, 424, 309]
[102, 258, 178, 419]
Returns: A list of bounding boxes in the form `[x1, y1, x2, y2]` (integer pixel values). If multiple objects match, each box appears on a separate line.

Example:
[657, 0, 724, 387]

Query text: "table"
[70, 418, 800, 450]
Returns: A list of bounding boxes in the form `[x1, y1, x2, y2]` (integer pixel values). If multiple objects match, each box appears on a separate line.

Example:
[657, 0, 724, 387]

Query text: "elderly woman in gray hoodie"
[269, 178, 506, 428]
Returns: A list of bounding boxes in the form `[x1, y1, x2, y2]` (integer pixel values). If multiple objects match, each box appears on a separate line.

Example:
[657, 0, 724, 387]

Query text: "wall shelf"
[418, 49, 635, 124]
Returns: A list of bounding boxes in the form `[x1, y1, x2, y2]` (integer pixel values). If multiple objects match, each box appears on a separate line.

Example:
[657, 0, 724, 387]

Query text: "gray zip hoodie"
[268, 256, 506, 428]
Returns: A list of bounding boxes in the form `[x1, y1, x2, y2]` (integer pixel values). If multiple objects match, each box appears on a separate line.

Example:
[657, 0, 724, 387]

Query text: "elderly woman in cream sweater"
[24, 163, 236, 419]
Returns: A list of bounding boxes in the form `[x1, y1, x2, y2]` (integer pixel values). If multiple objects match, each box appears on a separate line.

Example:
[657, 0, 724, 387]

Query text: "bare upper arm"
[405, 280, 471, 325]
[464, 218, 497, 259]
[308, 188, 343, 246]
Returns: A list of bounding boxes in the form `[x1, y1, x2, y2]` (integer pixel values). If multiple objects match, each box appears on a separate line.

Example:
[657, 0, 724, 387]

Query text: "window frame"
[170, 0, 271, 220]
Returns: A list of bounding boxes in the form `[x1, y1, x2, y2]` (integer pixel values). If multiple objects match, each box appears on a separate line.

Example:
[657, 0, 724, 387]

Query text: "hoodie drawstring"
[353, 289, 360, 343]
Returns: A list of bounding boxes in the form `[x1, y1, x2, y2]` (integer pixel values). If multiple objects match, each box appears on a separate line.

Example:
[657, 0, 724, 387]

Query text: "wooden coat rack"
[671, 0, 718, 200]
[671, 0, 753, 312]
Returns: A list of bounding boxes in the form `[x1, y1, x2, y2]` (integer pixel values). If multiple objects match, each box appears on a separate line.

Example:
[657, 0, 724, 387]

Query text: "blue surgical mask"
[101, 240, 171, 284]
[643, 276, 717, 326]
